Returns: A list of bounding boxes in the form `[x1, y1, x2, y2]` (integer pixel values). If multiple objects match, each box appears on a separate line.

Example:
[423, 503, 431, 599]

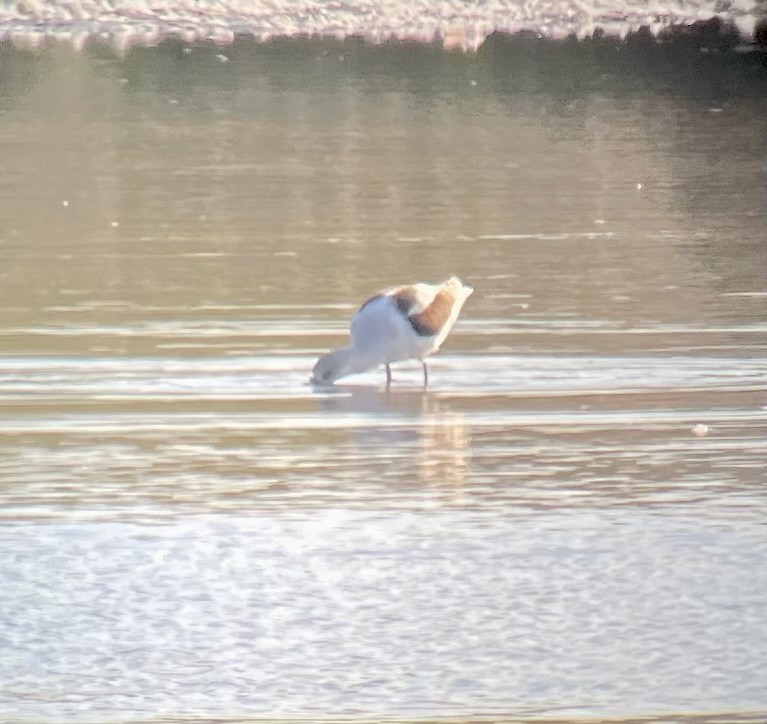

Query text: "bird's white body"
[311, 276, 472, 386]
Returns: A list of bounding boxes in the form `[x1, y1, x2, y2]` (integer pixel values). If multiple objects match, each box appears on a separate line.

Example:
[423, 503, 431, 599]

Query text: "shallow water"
[0, 45, 766, 723]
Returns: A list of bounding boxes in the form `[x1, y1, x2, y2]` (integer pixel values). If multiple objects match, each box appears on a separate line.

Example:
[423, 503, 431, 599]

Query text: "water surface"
[0, 45, 766, 723]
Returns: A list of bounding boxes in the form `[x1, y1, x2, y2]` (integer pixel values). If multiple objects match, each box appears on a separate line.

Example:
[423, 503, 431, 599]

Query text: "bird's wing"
[392, 282, 458, 338]
[350, 279, 469, 344]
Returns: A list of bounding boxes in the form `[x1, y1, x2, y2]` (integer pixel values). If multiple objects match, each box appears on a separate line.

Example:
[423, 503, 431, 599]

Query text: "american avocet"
[311, 276, 473, 388]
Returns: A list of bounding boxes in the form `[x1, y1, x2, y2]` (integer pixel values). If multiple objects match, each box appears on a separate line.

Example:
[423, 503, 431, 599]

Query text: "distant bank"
[0, 0, 765, 53]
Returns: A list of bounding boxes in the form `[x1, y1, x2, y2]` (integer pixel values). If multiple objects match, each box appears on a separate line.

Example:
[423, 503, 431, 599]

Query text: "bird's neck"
[335, 345, 381, 377]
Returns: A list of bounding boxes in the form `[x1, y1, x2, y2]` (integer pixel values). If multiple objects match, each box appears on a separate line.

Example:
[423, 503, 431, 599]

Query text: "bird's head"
[310, 348, 351, 385]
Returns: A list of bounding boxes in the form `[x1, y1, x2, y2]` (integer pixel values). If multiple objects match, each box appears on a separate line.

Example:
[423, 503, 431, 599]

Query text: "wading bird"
[311, 276, 472, 388]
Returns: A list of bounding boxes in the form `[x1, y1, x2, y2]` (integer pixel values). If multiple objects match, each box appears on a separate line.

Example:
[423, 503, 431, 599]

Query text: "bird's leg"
[422, 361, 428, 389]
[385, 363, 392, 390]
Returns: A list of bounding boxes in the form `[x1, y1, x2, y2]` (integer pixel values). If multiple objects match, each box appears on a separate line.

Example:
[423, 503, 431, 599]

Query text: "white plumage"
[311, 276, 473, 387]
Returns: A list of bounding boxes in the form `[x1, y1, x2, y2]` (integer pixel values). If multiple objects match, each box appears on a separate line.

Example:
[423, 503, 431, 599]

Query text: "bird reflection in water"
[315, 385, 471, 494]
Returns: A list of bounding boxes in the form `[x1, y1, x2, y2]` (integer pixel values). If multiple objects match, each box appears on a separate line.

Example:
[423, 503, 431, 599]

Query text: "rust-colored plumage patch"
[359, 285, 457, 338]
[406, 288, 455, 337]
